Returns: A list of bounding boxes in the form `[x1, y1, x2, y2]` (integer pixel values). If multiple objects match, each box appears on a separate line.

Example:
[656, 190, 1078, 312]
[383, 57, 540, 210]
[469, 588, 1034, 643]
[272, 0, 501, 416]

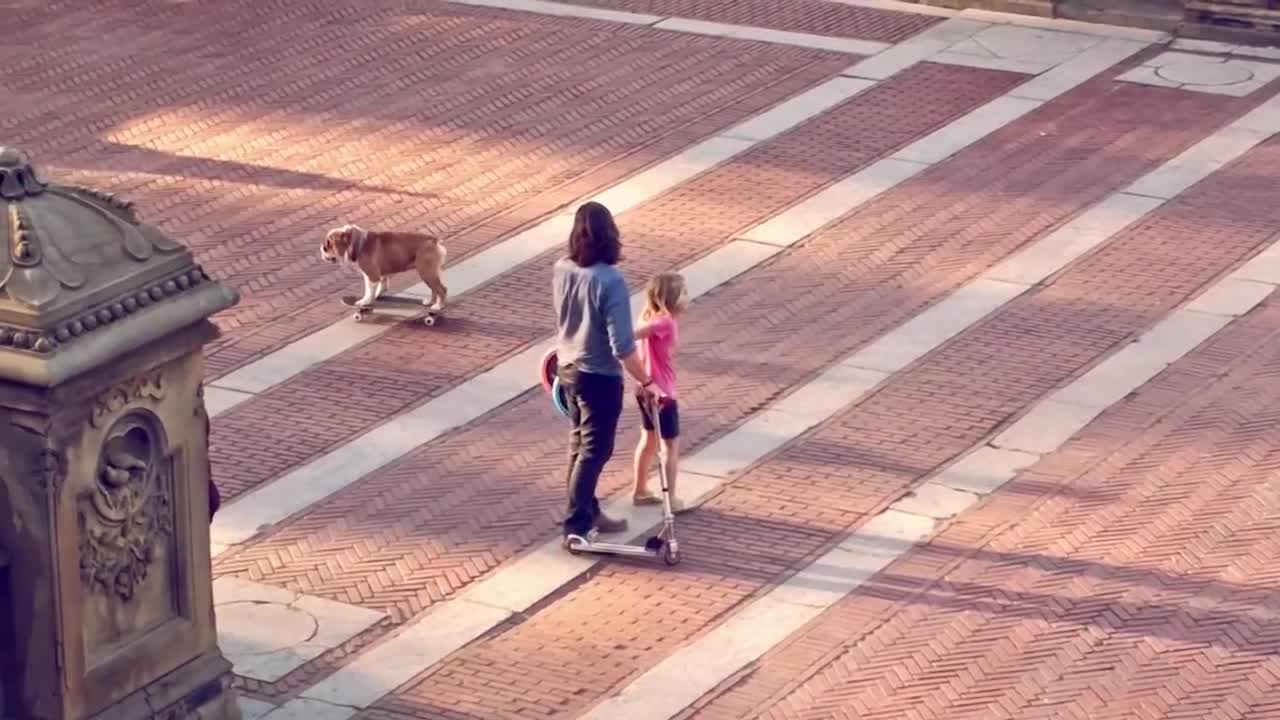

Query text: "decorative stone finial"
[0, 146, 47, 200]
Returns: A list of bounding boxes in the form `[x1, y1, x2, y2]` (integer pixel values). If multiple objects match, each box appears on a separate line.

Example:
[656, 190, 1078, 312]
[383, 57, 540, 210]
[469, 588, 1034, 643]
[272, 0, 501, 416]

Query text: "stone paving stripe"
[214, 577, 386, 683]
[573, 97, 1280, 720]
[1124, 126, 1279, 199]
[205, 386, 255, 418]
[892, 94, 1045, 164]
[830, 0, 961, 18]
[928, 50, 1052, 75]
[254, 697, 353, 720]
[1173, 37, 1280, 61]
[1007, 35, 1150, 101]
[577, 511, 937, 720]
[203, 79, 872, 408]
[214, 23, 1140, 553]
[238, 697, 276, 720]
[253, 37, 1148, 718]
[955, 8, 1172, 43]
[843, 18, 989, 80]
[651, 18, 892, 55]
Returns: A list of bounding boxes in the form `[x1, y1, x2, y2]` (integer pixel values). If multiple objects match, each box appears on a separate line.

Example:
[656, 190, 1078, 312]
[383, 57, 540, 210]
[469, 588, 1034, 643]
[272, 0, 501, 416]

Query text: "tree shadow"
[73, 140, 440, 199]
[616, 505, 1280, 657]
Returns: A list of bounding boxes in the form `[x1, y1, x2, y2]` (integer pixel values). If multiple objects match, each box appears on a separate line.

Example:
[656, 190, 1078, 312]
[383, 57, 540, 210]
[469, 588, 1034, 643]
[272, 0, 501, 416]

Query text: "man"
[552, 201, 657, 545]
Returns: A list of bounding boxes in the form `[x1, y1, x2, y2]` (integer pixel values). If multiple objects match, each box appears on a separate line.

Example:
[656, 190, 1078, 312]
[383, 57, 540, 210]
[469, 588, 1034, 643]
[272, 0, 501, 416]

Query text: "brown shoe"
[595, 512, 629, 534]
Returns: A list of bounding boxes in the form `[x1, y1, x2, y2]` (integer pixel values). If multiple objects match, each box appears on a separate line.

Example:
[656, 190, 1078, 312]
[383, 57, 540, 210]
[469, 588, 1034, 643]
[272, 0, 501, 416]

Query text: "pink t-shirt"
[640, 314, 679, 399]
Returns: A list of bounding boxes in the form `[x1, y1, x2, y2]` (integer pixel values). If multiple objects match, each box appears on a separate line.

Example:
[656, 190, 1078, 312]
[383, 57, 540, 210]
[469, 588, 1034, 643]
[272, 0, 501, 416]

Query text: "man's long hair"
[567, 201, 621, 267]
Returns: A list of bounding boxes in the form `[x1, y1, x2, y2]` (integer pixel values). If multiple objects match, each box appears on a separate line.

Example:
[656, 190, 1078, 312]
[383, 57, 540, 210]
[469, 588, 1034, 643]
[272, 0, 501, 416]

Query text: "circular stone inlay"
[216, 601, 318, 656]
[1156, 60, 1253, 86]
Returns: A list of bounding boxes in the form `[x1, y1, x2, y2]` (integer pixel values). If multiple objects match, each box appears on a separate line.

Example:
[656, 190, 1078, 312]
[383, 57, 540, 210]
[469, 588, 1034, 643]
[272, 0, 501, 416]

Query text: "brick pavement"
[212, 65, 1259, 703]
[362, 93, 1280, 720]
[683, 245, 1280, 720]
[205, 61, 1020, 502]
[0, 0, 851, 381]
[553, 0, 942, 41]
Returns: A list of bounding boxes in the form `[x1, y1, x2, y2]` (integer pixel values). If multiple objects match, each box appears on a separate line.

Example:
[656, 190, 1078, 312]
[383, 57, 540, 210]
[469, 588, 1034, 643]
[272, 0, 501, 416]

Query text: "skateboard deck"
[341, 294, 443, 326]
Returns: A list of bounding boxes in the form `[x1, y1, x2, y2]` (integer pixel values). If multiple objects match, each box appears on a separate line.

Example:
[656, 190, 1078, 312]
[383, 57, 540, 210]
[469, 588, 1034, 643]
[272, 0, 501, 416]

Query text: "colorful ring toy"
[551, 376, 571, 418]
[539, 348, 558, 394]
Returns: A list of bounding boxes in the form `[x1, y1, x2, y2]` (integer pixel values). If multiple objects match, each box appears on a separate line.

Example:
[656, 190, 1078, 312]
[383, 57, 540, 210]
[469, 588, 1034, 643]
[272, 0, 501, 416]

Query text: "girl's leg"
[659, 437, 682, 511]
[633, 429, 659, 501]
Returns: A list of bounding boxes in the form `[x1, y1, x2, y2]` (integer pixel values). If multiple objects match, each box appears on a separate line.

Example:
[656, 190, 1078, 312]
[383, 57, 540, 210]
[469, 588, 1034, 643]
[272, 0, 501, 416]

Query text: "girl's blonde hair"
[642, 271, 686, 320]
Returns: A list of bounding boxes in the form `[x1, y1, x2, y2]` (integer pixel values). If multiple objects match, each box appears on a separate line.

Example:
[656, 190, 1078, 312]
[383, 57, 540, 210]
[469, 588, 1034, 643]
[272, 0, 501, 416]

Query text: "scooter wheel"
[663, 546, 680, 566]
[423, 314, 437, 327]
[563, 536, 586, 555]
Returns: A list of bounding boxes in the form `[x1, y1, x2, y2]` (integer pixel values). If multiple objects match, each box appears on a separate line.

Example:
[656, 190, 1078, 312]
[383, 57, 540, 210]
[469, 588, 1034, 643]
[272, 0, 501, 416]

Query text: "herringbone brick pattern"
[0, 0, 851, 380]
[371, 99, 1280, 720]
[554, 0, 941, 41]
[207, 61, 1021, 501]
[219, 74, 1249, 701]
[712, 290, 1280, 720]
[684, 162, 1280, 720]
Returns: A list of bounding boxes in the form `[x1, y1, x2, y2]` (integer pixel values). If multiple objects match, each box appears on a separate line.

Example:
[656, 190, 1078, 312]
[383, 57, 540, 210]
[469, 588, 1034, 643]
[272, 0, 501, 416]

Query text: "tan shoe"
[633, 493, 661, 506]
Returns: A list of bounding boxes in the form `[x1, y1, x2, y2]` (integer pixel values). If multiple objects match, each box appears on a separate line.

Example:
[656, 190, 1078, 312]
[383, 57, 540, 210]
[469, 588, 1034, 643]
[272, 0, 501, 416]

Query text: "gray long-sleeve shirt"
[552, 257, 635, 377]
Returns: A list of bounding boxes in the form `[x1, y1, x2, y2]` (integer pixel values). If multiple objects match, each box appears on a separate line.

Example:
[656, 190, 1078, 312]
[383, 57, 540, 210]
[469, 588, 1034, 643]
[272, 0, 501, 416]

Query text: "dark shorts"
[635, 394, 680, 439]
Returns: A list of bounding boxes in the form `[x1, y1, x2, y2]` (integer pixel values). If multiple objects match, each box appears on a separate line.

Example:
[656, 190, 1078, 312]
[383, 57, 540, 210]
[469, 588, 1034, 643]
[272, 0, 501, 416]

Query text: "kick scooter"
[563, 393, 681, 566]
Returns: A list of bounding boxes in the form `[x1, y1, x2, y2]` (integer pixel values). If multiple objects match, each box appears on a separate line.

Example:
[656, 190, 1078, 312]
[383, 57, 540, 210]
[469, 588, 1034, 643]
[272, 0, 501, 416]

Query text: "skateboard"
[341, 295, 443, 326]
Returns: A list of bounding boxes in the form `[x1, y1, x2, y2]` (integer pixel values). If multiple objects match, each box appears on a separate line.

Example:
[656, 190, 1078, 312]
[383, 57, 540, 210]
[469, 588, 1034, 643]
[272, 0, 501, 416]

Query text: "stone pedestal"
[0, 147, 241, 719]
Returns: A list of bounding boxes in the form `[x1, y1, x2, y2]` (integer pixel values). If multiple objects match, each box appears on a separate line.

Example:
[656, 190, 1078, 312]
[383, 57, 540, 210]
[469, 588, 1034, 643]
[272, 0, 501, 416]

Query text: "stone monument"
[0, 147, 242, 719]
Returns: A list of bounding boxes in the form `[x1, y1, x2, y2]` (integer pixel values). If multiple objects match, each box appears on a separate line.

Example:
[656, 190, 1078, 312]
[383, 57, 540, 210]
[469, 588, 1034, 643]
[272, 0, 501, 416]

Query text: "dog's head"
[320, 225, 361, 263]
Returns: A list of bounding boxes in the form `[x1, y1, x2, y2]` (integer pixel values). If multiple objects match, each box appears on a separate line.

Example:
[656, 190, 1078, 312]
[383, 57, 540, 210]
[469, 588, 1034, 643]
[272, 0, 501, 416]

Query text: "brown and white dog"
[320, 224, 448, 311]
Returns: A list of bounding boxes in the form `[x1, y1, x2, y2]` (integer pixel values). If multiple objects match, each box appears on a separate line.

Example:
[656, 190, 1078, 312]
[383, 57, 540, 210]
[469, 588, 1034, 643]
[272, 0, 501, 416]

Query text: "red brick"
[691, 146, 1280, 720]
[555, 0, 943, 42]
[208, 61, 1023, 502]
[233, 78, 1259, 702]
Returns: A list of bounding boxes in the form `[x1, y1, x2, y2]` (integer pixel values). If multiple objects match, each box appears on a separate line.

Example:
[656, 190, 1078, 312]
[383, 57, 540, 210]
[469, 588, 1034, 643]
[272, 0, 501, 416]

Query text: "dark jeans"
[558, 364, 623, 536]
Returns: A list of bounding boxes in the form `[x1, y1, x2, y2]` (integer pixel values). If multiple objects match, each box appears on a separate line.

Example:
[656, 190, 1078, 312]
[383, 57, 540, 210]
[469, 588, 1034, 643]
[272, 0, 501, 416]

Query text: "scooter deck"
[565, 533, 679, 565]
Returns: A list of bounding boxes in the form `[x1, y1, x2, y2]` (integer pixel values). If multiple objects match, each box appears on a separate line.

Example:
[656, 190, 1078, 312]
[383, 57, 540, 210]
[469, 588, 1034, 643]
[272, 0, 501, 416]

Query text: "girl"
[632, 271, 690, 513]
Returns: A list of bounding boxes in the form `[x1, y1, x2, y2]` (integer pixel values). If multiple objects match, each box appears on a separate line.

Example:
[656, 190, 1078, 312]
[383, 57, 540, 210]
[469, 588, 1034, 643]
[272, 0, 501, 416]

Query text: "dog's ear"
[343, 226, 361, 262]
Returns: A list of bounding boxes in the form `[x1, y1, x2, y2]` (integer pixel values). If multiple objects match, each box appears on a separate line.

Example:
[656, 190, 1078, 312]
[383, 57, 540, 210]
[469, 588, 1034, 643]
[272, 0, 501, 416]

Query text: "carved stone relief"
[78, 415, 174, 603]
[90, 371, 164, 429]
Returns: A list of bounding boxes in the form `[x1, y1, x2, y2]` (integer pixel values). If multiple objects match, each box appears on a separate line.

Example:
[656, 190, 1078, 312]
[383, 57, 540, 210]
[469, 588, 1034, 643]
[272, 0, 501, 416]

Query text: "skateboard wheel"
[352, 312, 365, 322]
[423, 314, 437, 327]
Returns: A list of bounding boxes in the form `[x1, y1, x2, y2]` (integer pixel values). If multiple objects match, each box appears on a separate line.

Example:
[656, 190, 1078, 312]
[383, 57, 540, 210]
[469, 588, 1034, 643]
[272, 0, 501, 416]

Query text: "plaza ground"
[6, 0, 1280, 718]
